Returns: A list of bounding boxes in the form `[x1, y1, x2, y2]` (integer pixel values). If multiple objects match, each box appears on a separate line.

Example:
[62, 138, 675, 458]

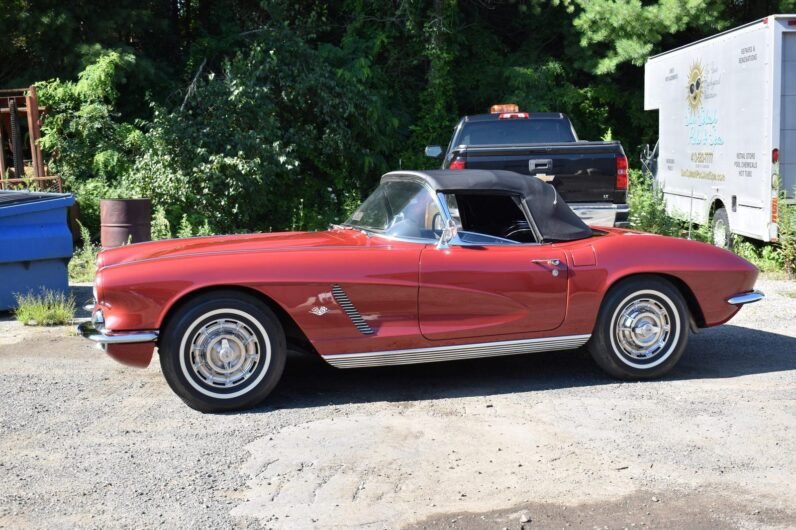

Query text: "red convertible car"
[79, 170, 763, 412]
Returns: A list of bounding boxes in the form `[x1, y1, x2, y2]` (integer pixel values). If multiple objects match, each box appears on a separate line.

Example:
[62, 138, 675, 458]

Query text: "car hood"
[98, 229, 374, 269]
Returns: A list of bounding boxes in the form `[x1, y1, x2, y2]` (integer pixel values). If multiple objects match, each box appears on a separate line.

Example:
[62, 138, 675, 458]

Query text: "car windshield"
[344, 180, 442, 241]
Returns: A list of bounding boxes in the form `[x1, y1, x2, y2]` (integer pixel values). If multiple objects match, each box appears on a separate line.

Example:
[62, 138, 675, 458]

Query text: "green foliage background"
[3, 0, 794, 235]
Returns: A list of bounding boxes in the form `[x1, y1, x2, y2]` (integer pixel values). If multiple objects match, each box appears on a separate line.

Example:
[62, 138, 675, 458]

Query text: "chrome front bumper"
[77, 307, 158, 345]
[726, 290, 765, 306]
[570, 202, 630, 228]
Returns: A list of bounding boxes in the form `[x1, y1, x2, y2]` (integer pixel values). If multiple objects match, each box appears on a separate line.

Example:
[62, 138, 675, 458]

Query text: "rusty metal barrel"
[100, 198, 152, 248]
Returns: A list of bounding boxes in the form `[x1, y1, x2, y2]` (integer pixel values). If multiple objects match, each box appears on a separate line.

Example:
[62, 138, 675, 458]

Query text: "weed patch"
[14, 290, 76, 326]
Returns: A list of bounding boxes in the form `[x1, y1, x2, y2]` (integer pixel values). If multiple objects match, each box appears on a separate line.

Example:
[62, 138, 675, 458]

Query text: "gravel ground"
[0, 277, 794, 529]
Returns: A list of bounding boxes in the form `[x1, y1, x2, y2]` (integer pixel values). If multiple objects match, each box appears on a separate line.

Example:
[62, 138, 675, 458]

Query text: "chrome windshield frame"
[342, 174, 449, 245]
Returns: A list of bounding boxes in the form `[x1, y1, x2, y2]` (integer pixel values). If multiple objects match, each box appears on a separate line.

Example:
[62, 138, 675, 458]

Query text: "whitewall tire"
[160, 292, 286, 412]
[588, 277, 689, 379]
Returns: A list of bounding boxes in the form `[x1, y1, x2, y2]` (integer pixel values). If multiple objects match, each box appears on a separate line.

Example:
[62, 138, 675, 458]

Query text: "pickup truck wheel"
[159, 292, 286, 413]
[588, 277, 688, 380]
[712, 207, 731, 249]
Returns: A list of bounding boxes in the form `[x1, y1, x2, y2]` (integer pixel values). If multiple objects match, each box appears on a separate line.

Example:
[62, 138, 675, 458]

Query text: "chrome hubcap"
[614, 298, 672, 359]
[189, 318, 260, 388]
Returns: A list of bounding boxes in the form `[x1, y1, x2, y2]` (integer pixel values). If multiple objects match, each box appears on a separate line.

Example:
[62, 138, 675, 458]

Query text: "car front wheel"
[159, 291, 286, 412]
[588, 277, 689, 379]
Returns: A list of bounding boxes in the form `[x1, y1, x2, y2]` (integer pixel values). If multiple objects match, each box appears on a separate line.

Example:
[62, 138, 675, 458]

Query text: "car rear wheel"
[588, 277, 689, 379]
[159, 291, 286, 412]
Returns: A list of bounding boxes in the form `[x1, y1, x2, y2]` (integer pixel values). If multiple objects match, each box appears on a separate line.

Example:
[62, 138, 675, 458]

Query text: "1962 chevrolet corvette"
[79, 170, 763, 412]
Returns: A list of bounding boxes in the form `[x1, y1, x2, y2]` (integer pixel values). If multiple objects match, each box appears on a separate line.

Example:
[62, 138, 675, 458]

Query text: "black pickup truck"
[425, 110, 629, 227]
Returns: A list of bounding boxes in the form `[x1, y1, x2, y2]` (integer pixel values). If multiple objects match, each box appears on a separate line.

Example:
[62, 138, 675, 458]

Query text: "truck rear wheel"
[712, 207, 731, 249]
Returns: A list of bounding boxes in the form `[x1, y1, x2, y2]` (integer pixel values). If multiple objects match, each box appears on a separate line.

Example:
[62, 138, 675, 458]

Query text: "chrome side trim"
[77, 321, 159, 344]
[726, 290, 764, 306]
[331, 284, 375, 335]
[322, 334, 591, 369]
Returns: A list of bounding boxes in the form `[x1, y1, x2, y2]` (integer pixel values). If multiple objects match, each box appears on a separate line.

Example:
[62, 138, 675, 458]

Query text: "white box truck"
[644, 15, 796, 246]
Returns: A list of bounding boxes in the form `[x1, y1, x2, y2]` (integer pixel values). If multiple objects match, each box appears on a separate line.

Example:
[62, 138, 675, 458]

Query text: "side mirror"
[436, 217, 458, 250]
[425, 145, 443, 159]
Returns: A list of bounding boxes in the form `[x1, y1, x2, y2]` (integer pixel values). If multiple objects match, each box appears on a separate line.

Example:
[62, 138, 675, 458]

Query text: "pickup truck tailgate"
[454, 141, 623, 203]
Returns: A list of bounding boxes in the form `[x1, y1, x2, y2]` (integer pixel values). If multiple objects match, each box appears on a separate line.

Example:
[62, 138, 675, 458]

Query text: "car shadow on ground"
[251, 325, 796, 412]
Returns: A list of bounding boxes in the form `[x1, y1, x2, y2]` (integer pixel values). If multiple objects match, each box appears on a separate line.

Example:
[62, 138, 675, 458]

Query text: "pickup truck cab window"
[456, 119, 576, 145]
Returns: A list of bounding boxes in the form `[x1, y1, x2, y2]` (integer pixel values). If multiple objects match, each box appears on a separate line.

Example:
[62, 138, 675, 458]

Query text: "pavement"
[0, 277, 794, 529]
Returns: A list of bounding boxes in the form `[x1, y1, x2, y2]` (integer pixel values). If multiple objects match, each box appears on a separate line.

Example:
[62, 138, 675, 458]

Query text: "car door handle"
[531, 258, 562, 267]
[531, 259, 564, 276]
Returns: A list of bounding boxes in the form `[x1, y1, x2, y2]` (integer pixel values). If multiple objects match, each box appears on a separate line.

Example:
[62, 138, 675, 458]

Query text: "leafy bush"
[177, 214, 213, 239]
[37, 51, 143, 234]
[126, 26, 396, 234]
[505, 60, 611, 142]
[732, 236, 784, 273]
[627, 169, 681, 237]
[778, 193, 796, 279]
[151, 206, 172, 240]
[37, 50, 142, 185]
[70, 178, 130, 238]
[14, 290, 76, 326]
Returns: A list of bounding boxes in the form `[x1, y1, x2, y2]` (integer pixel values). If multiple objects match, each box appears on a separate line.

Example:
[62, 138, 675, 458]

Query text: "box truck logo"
[687, 62, 705, 112]
[682, 60, 725, 181]
[684, 60, 723, 149]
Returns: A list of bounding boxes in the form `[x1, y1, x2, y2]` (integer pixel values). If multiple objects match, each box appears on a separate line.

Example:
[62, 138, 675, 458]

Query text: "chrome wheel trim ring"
[608, 289, 680, 370]
[179, 308, 272, 399]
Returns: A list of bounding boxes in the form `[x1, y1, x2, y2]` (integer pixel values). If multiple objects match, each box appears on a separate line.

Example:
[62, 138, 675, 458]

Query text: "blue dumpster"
[0, 191, 76, 310]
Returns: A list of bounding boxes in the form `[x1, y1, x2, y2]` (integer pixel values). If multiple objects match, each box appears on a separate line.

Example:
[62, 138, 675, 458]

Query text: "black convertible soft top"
[382, 169, 593, 242]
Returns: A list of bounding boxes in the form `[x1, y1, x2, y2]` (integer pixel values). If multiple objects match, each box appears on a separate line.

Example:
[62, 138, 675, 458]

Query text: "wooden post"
[25, 85, 43, 178]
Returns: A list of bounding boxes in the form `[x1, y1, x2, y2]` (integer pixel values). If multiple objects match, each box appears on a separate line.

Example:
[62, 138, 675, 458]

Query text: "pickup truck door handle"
[530, 159, 552, 171]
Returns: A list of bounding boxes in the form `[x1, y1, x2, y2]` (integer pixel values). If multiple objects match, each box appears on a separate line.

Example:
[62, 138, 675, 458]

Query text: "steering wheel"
[501, 222, 535, 243]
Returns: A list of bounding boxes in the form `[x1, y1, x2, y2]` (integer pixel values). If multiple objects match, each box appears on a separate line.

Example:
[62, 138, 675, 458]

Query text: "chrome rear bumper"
[726, 290, 765, 306]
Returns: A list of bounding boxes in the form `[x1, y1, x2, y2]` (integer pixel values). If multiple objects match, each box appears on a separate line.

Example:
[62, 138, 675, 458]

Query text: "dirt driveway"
[1, 277, 795, 529]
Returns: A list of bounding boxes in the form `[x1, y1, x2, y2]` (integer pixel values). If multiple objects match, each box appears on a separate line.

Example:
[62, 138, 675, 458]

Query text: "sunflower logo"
[687, 62, 704, 112]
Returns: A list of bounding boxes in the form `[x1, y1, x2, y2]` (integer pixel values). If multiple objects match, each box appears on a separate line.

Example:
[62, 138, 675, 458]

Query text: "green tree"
[36, 51, 143, 235]
[127, 24, 399, 233]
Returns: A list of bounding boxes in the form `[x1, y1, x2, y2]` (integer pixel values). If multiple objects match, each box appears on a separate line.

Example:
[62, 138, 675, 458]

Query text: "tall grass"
[14, 290, 76, 326]
[778, 191, 796, 279]
[69, 222, 99, 283]
[627, 170, 682, 237]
